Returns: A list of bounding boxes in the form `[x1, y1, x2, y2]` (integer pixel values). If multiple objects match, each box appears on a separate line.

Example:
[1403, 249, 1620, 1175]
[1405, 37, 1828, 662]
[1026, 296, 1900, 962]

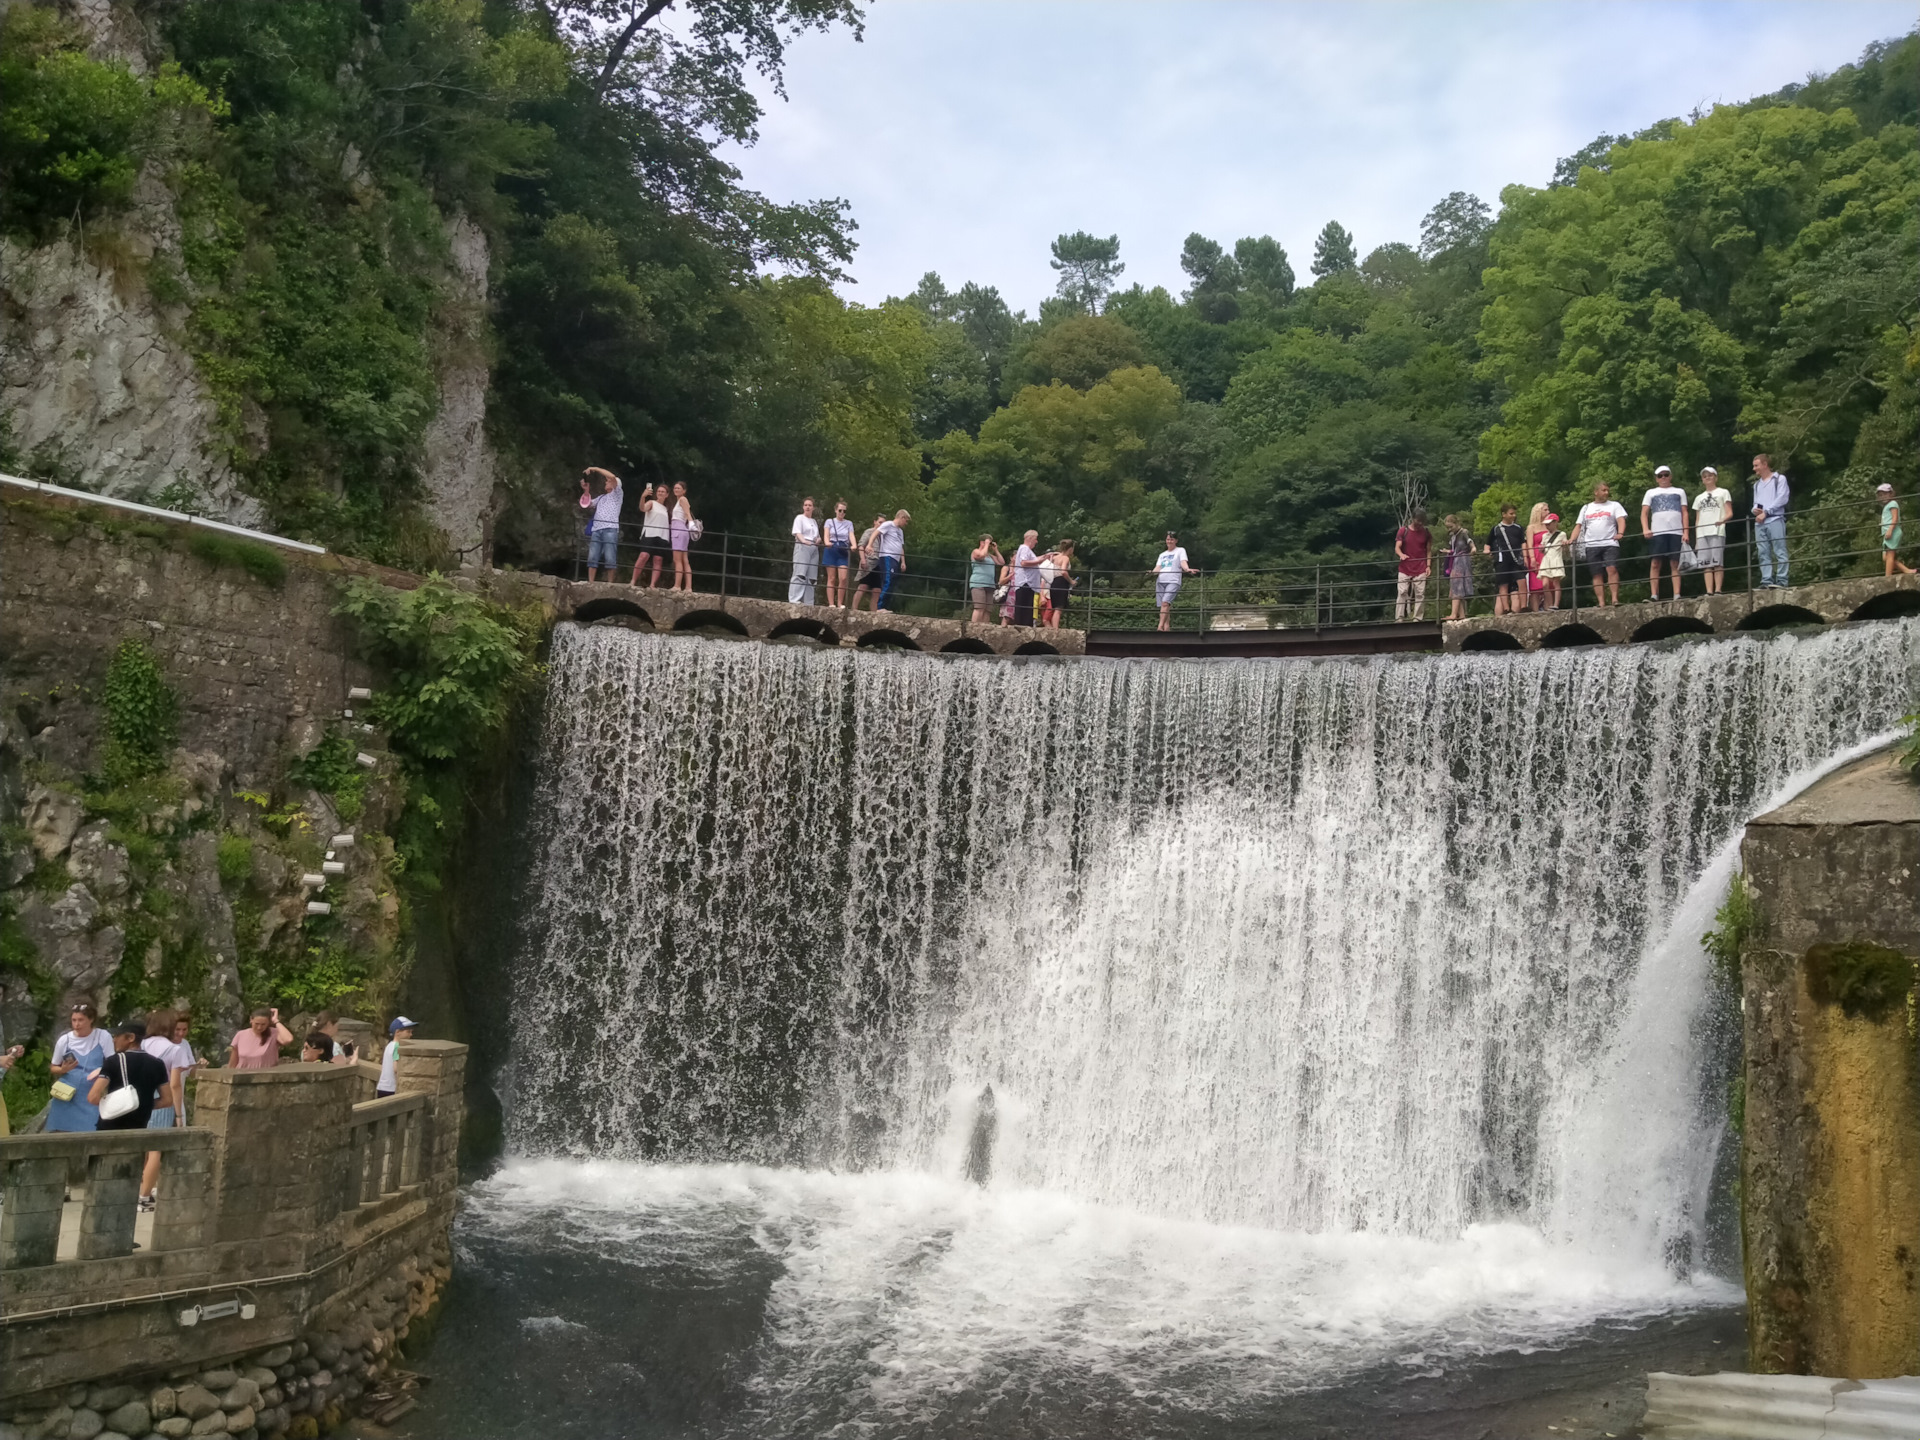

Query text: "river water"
[410, 619, 1918, 1438]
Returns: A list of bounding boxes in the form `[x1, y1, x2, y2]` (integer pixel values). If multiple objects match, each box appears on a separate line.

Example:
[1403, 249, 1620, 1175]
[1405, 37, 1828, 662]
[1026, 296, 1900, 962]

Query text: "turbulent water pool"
[401, 620, 1917, 1438]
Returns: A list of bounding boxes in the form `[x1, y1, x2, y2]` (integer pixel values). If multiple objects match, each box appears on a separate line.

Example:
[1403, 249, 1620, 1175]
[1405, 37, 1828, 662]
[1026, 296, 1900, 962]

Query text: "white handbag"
[98, 1053, 140, 1121]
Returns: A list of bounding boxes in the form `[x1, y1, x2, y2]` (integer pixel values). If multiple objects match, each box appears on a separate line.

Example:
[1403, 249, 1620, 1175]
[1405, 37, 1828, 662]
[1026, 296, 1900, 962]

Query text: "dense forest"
[1, 2, 1914, 577]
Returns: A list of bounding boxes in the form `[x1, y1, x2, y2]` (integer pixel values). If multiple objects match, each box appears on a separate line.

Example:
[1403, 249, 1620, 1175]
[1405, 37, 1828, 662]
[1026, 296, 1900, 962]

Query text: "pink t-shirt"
[230, 1027, 282, 1069]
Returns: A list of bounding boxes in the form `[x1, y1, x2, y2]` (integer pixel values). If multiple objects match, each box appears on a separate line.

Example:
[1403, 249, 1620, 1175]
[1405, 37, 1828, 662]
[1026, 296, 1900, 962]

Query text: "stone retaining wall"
[1739, 747, 1920, 1379]
[0, 1044, 466, 1437]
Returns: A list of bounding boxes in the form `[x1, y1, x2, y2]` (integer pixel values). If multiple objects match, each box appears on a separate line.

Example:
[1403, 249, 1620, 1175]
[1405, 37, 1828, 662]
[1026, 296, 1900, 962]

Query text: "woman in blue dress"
[46, 1002, 112, 1132]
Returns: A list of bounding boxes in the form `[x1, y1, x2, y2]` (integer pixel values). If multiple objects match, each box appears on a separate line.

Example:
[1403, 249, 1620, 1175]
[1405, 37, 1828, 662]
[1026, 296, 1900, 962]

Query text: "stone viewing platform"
[0, 1042, 466, 1435]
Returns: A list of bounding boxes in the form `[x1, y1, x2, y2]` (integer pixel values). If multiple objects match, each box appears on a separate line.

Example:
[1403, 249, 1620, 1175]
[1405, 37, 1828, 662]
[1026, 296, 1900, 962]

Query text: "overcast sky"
[722, 1, 1914, 311]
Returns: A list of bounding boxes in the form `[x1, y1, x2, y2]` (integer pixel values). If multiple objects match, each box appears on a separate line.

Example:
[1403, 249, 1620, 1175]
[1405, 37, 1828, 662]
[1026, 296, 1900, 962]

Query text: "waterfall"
[506, 619, 1919, 1269]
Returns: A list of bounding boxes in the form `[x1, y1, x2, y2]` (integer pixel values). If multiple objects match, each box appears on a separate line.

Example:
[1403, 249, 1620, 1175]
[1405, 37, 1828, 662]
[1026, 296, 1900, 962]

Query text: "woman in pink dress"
[228, 1006, 292, 1069]
[1524, 502, 1551, 613]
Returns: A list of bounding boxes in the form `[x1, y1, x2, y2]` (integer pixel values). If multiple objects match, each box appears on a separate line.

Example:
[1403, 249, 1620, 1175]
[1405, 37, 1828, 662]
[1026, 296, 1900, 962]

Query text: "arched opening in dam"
[424, 618, 1919, 1439]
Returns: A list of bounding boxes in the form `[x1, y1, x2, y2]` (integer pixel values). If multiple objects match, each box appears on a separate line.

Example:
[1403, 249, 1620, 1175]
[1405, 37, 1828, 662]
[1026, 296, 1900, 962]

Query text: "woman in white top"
[47, 1002, 112, 1132]
[1689, 467, 1733, 594]
[630, 483, 672, 590]
[669, 482, 697, 594]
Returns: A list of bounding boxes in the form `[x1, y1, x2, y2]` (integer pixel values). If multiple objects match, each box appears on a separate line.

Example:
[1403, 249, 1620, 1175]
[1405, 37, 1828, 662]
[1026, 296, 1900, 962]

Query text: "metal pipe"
[0, 472, 327, 554]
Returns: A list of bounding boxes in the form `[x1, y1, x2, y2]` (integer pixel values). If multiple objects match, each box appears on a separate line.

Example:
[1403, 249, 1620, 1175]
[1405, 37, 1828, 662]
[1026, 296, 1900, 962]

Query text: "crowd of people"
[0, 1000, 424, 1215]
[1396, 456, 1911, 622]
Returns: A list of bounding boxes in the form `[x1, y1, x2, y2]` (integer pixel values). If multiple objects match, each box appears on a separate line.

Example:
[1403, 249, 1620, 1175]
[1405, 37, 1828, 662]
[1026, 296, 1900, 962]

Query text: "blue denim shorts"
[587, 529, 619, 568]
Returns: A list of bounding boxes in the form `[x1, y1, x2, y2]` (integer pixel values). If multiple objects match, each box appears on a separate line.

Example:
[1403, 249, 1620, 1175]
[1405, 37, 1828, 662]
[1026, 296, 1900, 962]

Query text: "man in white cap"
[377, 1016, 416, 1099]
[1881, 483, 1914, 578]
[1690, 467, 1733, 594]
[1640, 465, 1689, 601]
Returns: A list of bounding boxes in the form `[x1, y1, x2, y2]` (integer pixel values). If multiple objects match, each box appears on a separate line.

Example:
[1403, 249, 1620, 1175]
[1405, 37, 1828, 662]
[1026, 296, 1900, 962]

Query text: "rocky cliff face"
[0, 232, 260, 523]
[416, 212, 499, 565]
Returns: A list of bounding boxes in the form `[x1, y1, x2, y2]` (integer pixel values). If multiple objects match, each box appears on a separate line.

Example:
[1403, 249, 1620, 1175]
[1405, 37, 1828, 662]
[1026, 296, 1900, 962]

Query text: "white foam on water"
[466, 1157, 1733, 1424]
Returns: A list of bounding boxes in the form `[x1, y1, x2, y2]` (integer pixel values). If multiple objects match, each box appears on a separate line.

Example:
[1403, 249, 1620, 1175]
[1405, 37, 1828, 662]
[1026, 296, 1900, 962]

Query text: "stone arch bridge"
[556, 580, 1086, 657]
[1445, 573, 1920, 653]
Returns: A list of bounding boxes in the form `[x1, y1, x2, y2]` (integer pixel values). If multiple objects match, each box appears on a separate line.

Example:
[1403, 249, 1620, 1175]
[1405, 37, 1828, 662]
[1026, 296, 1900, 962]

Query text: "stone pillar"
[392, 1041, 467, 1203]
[193, 1062, 361, 1262]
[1740, 746, 1920, 1379]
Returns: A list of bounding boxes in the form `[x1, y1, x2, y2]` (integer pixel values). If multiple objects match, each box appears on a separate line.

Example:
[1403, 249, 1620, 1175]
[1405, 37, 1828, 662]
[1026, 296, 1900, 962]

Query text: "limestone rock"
[67, 823, 130, 900]
[253, 1347, 291, 1370]
[186, 1414, 227, 1438]
[216, 1380, 257, 1412]
[155, 1419, 192, 1439]
[240, 1369, 273, 1393]
[25, 785, 83, 860]
[103, 1404, 147, 1437]
[13, 883, 124, 999]
[418, 211, 497, 563]
[172, 1386, 219, 1422]
[219, 1407, 252, 1435]
[146, 1387, 175, 1419]
[68, 1408, 105, 1439]
[0, 238, 258, 523]
[85, 1389, 134, 1414]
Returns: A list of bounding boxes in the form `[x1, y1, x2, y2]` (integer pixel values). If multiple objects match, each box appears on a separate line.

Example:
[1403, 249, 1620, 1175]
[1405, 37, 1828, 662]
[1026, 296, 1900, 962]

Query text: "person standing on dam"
[579, 468, 624, 582]
[1575, 483, 1629, 608]
[1691, 468, 1732, 595]
[1640, 465, 1689, 601]
[790, 496, 823, 605]
[1152, 532, 1197, 631]
[1751, 453, 1791, 588]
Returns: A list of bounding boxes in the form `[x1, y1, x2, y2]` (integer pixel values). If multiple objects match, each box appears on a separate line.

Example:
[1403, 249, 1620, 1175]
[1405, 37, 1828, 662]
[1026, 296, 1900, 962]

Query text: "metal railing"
[572, 498, 1912, 634]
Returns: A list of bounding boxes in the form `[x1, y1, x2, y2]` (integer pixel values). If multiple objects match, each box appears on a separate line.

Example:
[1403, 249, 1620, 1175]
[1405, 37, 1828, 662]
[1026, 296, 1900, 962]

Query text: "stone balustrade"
[0, 1041, 466, 1411]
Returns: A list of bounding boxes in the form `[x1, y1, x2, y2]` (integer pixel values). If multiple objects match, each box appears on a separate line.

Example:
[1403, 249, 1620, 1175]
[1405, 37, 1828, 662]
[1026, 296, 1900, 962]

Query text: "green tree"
[1234, 235, 1296, 308]
[1006, 315, 1146, 392]
[1310, 220, 1358, 278]
[1050, 230, 1125, 314]
[1180, 232, 1241, 323]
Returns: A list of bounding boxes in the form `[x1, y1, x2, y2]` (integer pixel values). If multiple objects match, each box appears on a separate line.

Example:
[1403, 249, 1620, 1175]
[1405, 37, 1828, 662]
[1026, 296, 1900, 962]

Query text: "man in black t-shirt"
[89, 1025, 171, 1131]
[1483, 504, 1528, 617]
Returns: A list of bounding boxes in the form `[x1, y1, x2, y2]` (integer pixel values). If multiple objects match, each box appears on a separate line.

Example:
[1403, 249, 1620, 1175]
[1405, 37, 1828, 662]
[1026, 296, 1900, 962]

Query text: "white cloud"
[724, 1, 1914, 309]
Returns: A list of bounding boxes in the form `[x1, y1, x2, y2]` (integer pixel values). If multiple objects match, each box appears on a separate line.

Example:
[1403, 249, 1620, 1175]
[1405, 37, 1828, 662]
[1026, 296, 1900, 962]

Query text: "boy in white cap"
[1690, 467, 1733, 594]
[1881, 483, 1913, 578]
[377, 1016, 416, 1099]
[1640, 465, 1689, 601]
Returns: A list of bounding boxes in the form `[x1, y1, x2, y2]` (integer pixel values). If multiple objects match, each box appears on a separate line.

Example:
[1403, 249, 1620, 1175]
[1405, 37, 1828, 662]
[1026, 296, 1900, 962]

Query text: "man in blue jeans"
[1750, 453, 1790, 588]
[578, 468, 624, 581]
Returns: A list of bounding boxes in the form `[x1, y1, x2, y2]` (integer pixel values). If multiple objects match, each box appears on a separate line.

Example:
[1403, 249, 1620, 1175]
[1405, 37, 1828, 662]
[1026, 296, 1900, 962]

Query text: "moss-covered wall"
[1739, 747, 1920, 1379]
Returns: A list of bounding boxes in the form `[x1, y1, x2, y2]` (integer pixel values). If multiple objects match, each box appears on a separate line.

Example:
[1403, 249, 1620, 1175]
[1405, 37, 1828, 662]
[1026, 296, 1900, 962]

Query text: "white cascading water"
[485, 617, 1919, 1416]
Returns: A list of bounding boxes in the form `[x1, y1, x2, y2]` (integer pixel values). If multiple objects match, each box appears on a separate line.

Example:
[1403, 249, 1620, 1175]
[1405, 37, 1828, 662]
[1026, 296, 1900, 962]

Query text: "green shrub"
[187, 531, 287, 587]
[1898, 711, 1919, 777]
[1702, 872, 1756, 986]
[215, 832, 253, 887]
[101, 638, 177, 787]
[286, 727, 367, 821]
[1803, 941, 1918, 1023]
[2, 1045, 52, 1126]
[269, 942, 370, 1013]
[0, 6, 223, 240]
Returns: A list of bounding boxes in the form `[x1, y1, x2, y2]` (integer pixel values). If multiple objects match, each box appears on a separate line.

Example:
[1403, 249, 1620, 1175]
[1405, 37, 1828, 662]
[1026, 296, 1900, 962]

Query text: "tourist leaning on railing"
[229, 1004, 293, 1069]
[378, 1016, 417, 1099]
[853, 510, 909, 612]
[1153, 532, 1196, 632]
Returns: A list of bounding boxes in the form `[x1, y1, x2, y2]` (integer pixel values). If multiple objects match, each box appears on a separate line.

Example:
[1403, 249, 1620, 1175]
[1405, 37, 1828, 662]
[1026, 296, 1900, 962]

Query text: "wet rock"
[240, 1369, 274, 1393]
[85, 1389, 134, 1414]
[68, 1408, 105, 1440]
[172, 1386, 219, 1421]
[67, 824, 130, 900]
[103, 1403, 147, 1436]
[194, 1372, 234, 1394]
[25, 785, 83, 860]
[217, 1381, 257, 1412]
[254, 1347, 292, 1370]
